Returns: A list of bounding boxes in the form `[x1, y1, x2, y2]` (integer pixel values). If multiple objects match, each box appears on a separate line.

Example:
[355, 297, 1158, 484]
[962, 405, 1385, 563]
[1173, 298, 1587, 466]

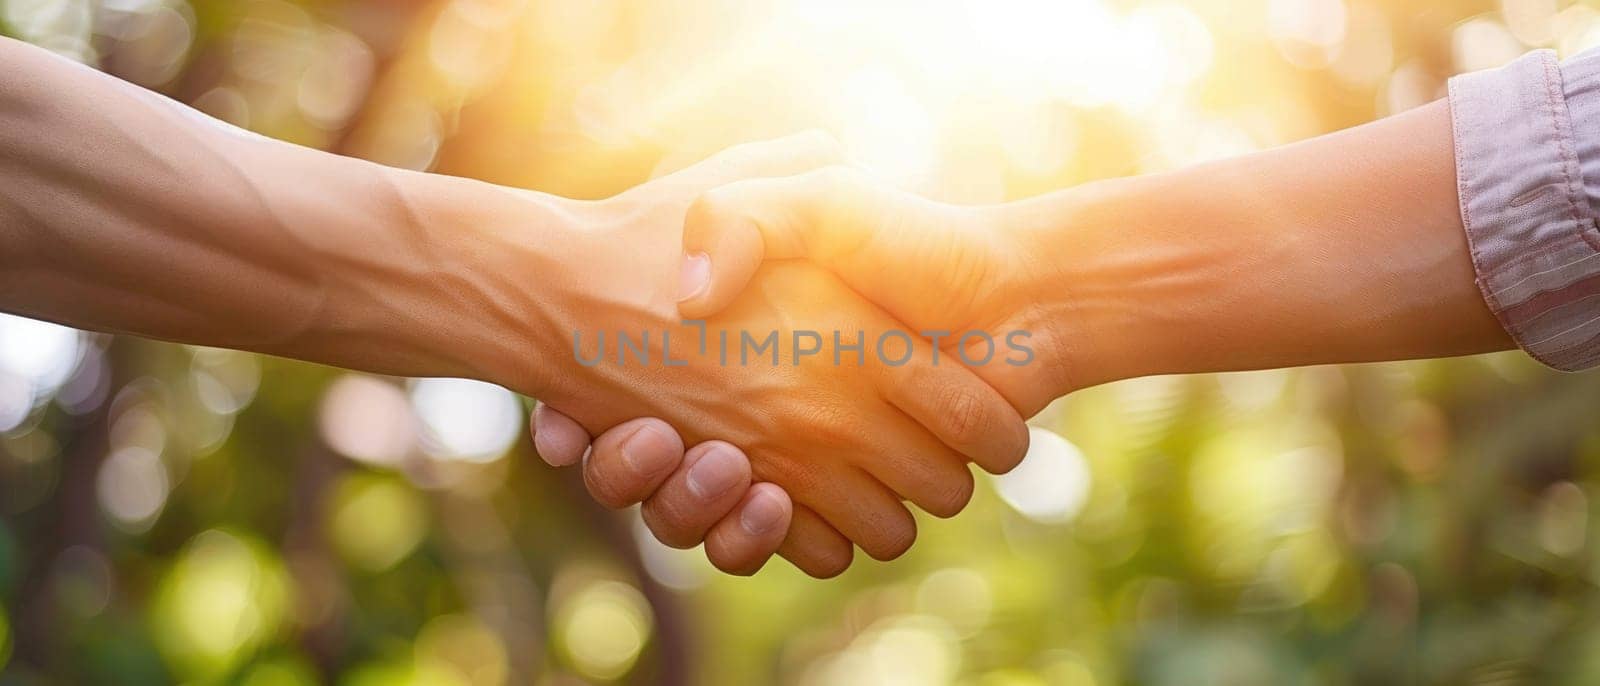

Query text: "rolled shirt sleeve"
[1449, 48, 1600, 371]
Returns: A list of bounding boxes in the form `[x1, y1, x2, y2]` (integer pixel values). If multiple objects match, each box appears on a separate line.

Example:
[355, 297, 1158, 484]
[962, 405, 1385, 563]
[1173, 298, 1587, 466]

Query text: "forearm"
[0, 38, 570, 391]
[1012, 98, 1511, 388]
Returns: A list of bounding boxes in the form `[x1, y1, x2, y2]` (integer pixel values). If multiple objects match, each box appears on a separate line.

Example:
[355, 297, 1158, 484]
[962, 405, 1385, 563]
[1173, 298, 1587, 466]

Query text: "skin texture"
[0, 37, 1027, 577]
[6, 32, 1518, 578]
[539, 97, 1518, 564]
[676, 97, 1513, 392]
[465, 145, 1030, 574]
[490, 201, 1028, 566]
[533, 408, 794, 575]
[678, 167, 1066, 416]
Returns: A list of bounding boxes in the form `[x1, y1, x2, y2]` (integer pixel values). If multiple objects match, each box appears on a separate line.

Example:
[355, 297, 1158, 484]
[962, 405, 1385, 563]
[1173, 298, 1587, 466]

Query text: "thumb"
[677, 166, 873, 318]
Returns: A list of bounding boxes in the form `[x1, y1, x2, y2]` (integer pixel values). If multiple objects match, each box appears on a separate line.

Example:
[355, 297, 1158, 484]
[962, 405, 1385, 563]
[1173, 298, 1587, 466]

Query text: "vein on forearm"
[0, 80, 326, 347]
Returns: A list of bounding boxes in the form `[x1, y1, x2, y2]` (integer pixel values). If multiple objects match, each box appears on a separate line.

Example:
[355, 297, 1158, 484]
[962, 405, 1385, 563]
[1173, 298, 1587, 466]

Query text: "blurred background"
[3, 0, 1600, 683]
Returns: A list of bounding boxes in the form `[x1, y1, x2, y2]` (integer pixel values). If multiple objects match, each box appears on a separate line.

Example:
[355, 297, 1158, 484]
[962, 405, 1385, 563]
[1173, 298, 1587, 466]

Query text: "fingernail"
[678, 252, 710, 302]
[621, 424, 675, 478]
[741, 489, 787, 535]
[532, 407, 577, 466]
[685, 445, 743, 499]
[533, 428, 565, 466]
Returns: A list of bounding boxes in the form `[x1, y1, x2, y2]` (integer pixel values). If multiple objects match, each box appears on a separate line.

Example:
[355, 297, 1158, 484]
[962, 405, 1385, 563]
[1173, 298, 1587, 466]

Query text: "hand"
[467, 136, 1028, 576]
[542, 260, 1025, 572]
[532, 407, 791, 576]
[520, 133, 834, 576]
[676, 166, 1086, 415]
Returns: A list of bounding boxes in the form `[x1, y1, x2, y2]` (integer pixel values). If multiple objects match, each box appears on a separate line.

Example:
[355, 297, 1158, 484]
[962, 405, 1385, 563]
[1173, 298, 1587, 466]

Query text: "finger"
[582, 419, 685, 509]
[877, 341, 1031, 475]
[531, 402, 592, 467]
[855, 409, 976, 519]
[641, 441, 753, 548]
[703, 482, 792, 575]
[761, 456, 917, 562]
[678, 166, 878, 318]
[666, 130, 846, 193]
[820, 471, 915, 562]
[777, 504, 854, 578]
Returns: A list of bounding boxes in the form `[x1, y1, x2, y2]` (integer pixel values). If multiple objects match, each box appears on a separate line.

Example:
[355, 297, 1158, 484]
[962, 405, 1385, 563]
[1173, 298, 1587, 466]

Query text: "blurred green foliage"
[4, 0, 1600, 684]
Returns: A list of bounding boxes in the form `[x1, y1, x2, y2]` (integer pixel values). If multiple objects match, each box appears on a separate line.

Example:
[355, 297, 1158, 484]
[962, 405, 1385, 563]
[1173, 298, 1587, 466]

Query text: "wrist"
[996, 171, 1248, 391]
[420, 178, 690, 405]
[990, 178, 1153, 394]
[338, 167, 587, 396]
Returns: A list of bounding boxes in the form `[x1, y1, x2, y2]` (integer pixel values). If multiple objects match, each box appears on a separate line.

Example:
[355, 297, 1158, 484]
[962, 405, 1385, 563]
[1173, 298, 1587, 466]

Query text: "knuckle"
[936, 383, 993, 449]
[1033, 318, 1080, 406]
[705, 541, 762, 577]
[991, 423, 1031, 474]
[695, 183, 737, 214]
[924, 468, 975, 519]
[867, 532, 915, 562]
[584, 471, 633, 510]
[640, 500, 703, 549]
[686, 183, 757, 239]
[748, 451, 823, 498]
[810, 425, 858, 454]
[864, 511, 917, 561]
[800, 401, 865, 452]
[779, 524, 854, 578]
[710, 555, 757, 577]
[683, 193, 727, 244]
[799, 544, 853, 579]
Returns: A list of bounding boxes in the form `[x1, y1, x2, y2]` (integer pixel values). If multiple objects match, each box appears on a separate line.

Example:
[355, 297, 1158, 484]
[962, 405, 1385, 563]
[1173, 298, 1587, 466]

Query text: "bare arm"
[0, 38, 1030, 576]
[678, 99, 1513, 409]
[0, 37, 556, 385]
[1012, 98, 1511, 386]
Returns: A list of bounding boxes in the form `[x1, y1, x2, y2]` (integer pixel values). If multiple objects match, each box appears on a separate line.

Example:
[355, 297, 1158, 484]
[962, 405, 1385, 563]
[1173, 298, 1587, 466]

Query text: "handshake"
[0, 38, 1510, 581]
[433, 99, 1505, 578]
[504, 131, 1082, 577]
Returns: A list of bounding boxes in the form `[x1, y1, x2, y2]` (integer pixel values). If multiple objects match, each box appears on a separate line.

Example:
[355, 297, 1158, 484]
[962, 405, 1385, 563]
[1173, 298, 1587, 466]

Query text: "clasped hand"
[528, 133, 1087, 577]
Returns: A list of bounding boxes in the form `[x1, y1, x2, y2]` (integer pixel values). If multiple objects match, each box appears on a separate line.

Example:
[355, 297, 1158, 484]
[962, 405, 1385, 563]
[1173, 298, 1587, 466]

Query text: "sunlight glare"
[1127, 3, 1214, 88]
[837, 67, 937, 186]
[1453, 18, 1525, 73]
[1269, 0, 1349, 69]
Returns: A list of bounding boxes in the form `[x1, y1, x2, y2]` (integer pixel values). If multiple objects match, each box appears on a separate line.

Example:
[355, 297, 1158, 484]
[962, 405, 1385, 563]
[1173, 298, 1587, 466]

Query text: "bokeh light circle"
[992, 427, 1091, 524]
[409, 378, 521, 463]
